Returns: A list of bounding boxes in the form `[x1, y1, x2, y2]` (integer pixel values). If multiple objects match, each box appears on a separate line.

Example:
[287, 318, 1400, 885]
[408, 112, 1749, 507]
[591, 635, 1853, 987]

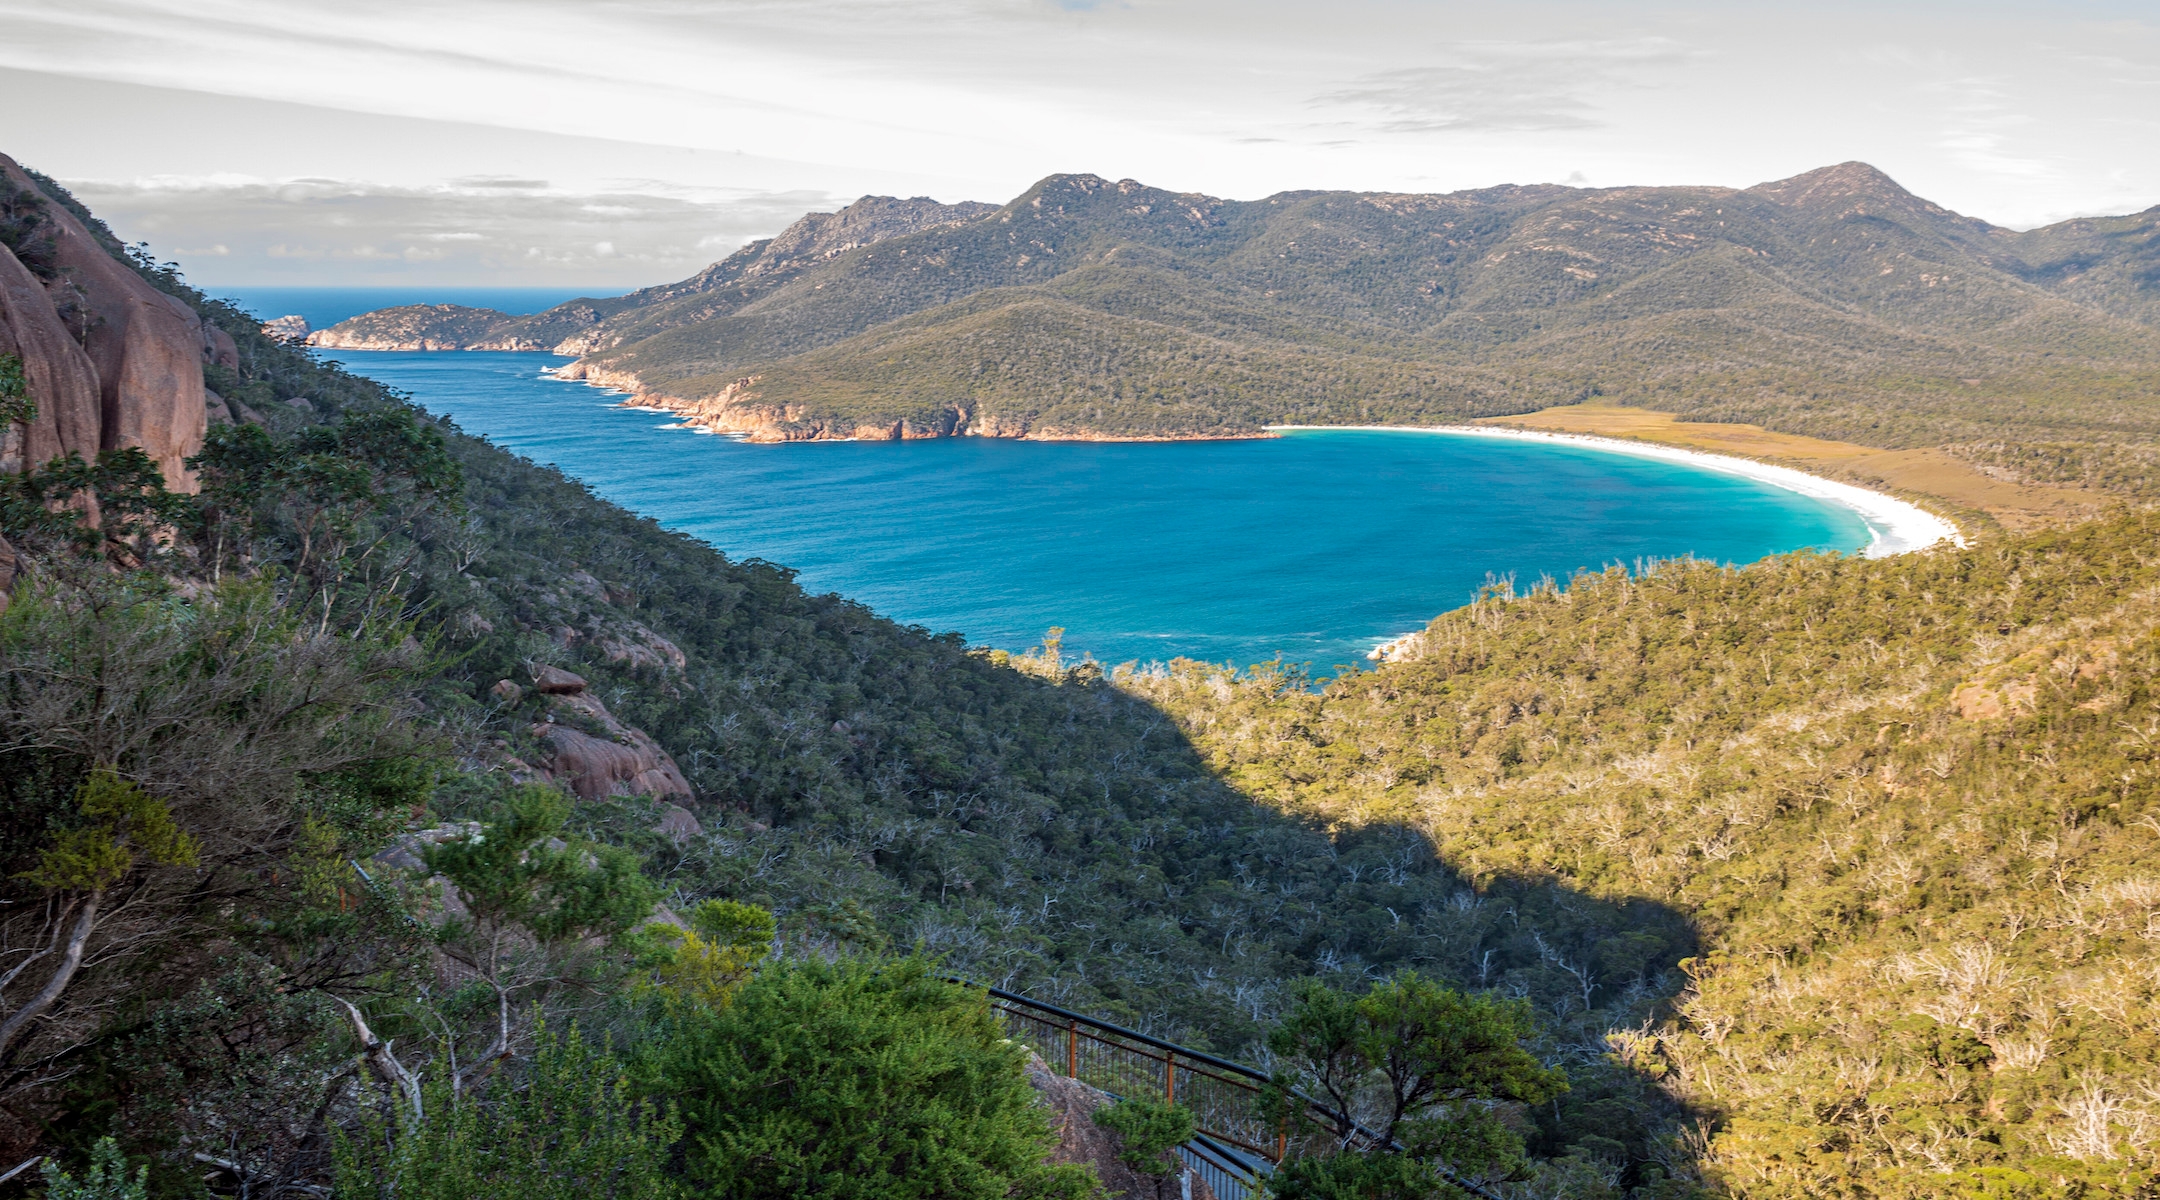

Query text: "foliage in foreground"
[639, 957, 1095, 1200]
[333, 1026, 680, 1200]
[1264, 975, 1565, 1197]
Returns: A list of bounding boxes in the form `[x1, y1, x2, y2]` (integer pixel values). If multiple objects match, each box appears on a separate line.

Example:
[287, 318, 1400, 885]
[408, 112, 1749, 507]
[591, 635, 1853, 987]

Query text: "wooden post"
[1067, 1019, 1078, 1078]
[1165, 1051, 1176, 1104]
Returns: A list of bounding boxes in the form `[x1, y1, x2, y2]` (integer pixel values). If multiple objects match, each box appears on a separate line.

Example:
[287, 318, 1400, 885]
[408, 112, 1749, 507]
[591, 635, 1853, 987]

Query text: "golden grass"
[1475, 404, 2104, 533]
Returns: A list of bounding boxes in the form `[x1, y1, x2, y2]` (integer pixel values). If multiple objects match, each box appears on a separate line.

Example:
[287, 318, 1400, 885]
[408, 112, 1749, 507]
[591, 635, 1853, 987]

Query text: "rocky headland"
[306, 303, 557, 352]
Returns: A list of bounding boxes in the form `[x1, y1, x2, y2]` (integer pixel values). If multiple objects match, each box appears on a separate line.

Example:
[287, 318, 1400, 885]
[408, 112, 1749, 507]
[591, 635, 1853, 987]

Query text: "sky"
[3, 0, 2155, 289]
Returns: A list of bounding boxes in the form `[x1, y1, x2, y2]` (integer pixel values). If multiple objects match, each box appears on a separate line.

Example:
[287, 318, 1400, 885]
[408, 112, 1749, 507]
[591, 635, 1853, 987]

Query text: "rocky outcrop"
[0, 152, 210, 492]
[1025, 1055, 1217, 1200]
[523, 665, 693, 803]
[0, 241, 102, 475]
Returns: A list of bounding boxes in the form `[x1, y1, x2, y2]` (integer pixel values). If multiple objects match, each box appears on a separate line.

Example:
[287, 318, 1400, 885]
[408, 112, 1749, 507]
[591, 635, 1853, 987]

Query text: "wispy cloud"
[1317, 37, 1697, 135]
[71, 174, 838, 285]
[6, 1, 2155, 277]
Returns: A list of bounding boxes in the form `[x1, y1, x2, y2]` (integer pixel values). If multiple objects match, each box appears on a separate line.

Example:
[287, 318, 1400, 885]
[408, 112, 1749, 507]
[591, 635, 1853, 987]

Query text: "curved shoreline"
[1269, 423, 1963, 560]
[1264, 424, 1967, 663]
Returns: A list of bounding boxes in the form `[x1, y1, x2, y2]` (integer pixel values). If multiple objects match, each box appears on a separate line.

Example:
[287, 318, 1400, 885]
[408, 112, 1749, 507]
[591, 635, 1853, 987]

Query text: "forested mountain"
[317, 163, 2160, 454]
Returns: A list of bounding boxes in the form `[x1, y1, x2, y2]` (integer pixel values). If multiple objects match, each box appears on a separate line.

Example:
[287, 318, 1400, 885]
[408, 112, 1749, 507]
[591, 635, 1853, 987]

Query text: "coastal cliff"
[0, 153, 219, 490]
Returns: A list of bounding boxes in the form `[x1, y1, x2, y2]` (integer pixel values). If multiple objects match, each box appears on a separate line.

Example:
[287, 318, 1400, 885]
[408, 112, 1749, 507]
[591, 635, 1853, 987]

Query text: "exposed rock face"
[598, 622, 687, 672]
[0, 153, 209, 491]
[523, 665, 694, 802]
[0, 241, 102, 475]
[655, 803, 703, 843]
[203, 323, 240, 368]
[1025, 1055, 1218, 1200]
[0, 530, 17, 614]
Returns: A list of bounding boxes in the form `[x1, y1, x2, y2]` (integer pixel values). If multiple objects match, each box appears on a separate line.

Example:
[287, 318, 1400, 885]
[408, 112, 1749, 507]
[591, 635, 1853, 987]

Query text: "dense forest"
[5, 164, 2160, 1199]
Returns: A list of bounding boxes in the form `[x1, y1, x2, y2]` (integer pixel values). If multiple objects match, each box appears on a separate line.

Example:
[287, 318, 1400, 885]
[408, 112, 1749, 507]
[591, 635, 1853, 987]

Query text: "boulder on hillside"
[599, 622, 688, 672]
[203, 322, 240, 368]
[1024, 1054, 1218, 1200]
[656, 803, 703, 843]
[530, 664, 587, 694]
[532, 719, 693, 803]
[523, 663, 694, 802]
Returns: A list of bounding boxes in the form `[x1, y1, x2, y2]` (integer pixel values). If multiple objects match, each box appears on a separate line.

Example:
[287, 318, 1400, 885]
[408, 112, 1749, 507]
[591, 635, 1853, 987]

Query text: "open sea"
[292, 348, 1867, 671]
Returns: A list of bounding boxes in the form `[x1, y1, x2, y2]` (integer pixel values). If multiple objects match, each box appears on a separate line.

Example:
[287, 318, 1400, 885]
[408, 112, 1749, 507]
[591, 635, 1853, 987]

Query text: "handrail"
[950, 978, 1505, 1200]
[976, 983, 1273, 1084]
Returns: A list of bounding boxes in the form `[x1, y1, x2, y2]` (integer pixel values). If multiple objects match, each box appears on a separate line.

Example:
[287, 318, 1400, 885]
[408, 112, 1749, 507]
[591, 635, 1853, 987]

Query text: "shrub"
[641, 956, 1095, 1200]
[332, 1025, 677, 1200]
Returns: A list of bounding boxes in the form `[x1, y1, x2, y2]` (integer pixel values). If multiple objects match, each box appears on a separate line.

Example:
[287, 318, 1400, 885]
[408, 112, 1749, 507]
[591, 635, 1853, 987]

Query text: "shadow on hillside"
[448, 447, 1708, 1180]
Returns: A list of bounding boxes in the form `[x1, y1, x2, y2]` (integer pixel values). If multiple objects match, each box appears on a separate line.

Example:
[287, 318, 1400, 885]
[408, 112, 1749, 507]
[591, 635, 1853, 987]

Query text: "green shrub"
[1091, 1097, 1194, 1174]
[332, 1025, 677, 1200]
[641, 956, 1095, 1200]
[38, 1138, 147, 1200]
[1266, 1151, 1447, 1200]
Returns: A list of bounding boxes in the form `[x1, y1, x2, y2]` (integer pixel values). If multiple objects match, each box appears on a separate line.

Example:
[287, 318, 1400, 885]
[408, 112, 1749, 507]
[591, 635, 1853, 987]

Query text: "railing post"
[1067, 1019, 1078, 1078]
[1165, 1051, 1176, 1104]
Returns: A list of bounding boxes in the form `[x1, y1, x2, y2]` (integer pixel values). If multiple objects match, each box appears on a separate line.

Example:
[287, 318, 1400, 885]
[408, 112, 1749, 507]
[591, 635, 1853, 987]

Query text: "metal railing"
[957, 982, 1514, 1200]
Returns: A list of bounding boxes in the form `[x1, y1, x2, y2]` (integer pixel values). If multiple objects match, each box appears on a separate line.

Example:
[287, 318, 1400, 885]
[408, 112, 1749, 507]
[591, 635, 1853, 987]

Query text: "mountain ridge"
[307, 163, 2160, 456]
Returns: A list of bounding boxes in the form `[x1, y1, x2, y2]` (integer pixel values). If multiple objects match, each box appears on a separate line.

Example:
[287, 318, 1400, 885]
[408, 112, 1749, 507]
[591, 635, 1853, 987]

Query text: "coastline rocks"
[259, 315, 309, 343]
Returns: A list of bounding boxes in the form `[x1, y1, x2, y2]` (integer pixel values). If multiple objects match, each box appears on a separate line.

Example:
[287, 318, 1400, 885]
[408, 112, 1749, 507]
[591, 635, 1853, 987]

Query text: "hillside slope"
[1136, 513, 2160, 1196]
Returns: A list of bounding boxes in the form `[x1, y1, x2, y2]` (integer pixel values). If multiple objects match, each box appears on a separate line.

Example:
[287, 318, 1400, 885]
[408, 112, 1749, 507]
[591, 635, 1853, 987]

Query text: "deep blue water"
[315, 348, 1870, 670]
[211, 287, 606, 331]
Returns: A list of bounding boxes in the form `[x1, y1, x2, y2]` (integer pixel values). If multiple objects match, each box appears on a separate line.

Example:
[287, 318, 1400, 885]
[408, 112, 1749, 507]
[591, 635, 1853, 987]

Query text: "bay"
[310, 348, 1870, 671]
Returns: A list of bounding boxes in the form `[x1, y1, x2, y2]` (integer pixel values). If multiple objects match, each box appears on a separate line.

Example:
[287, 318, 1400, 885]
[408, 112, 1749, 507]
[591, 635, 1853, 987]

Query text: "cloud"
[1316, 37, 1696, 135]
[69, 175, 842, 286]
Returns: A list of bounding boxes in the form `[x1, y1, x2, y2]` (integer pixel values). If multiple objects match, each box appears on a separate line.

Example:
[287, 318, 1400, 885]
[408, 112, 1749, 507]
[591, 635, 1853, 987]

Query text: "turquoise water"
[319, 349, 1870, 670]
